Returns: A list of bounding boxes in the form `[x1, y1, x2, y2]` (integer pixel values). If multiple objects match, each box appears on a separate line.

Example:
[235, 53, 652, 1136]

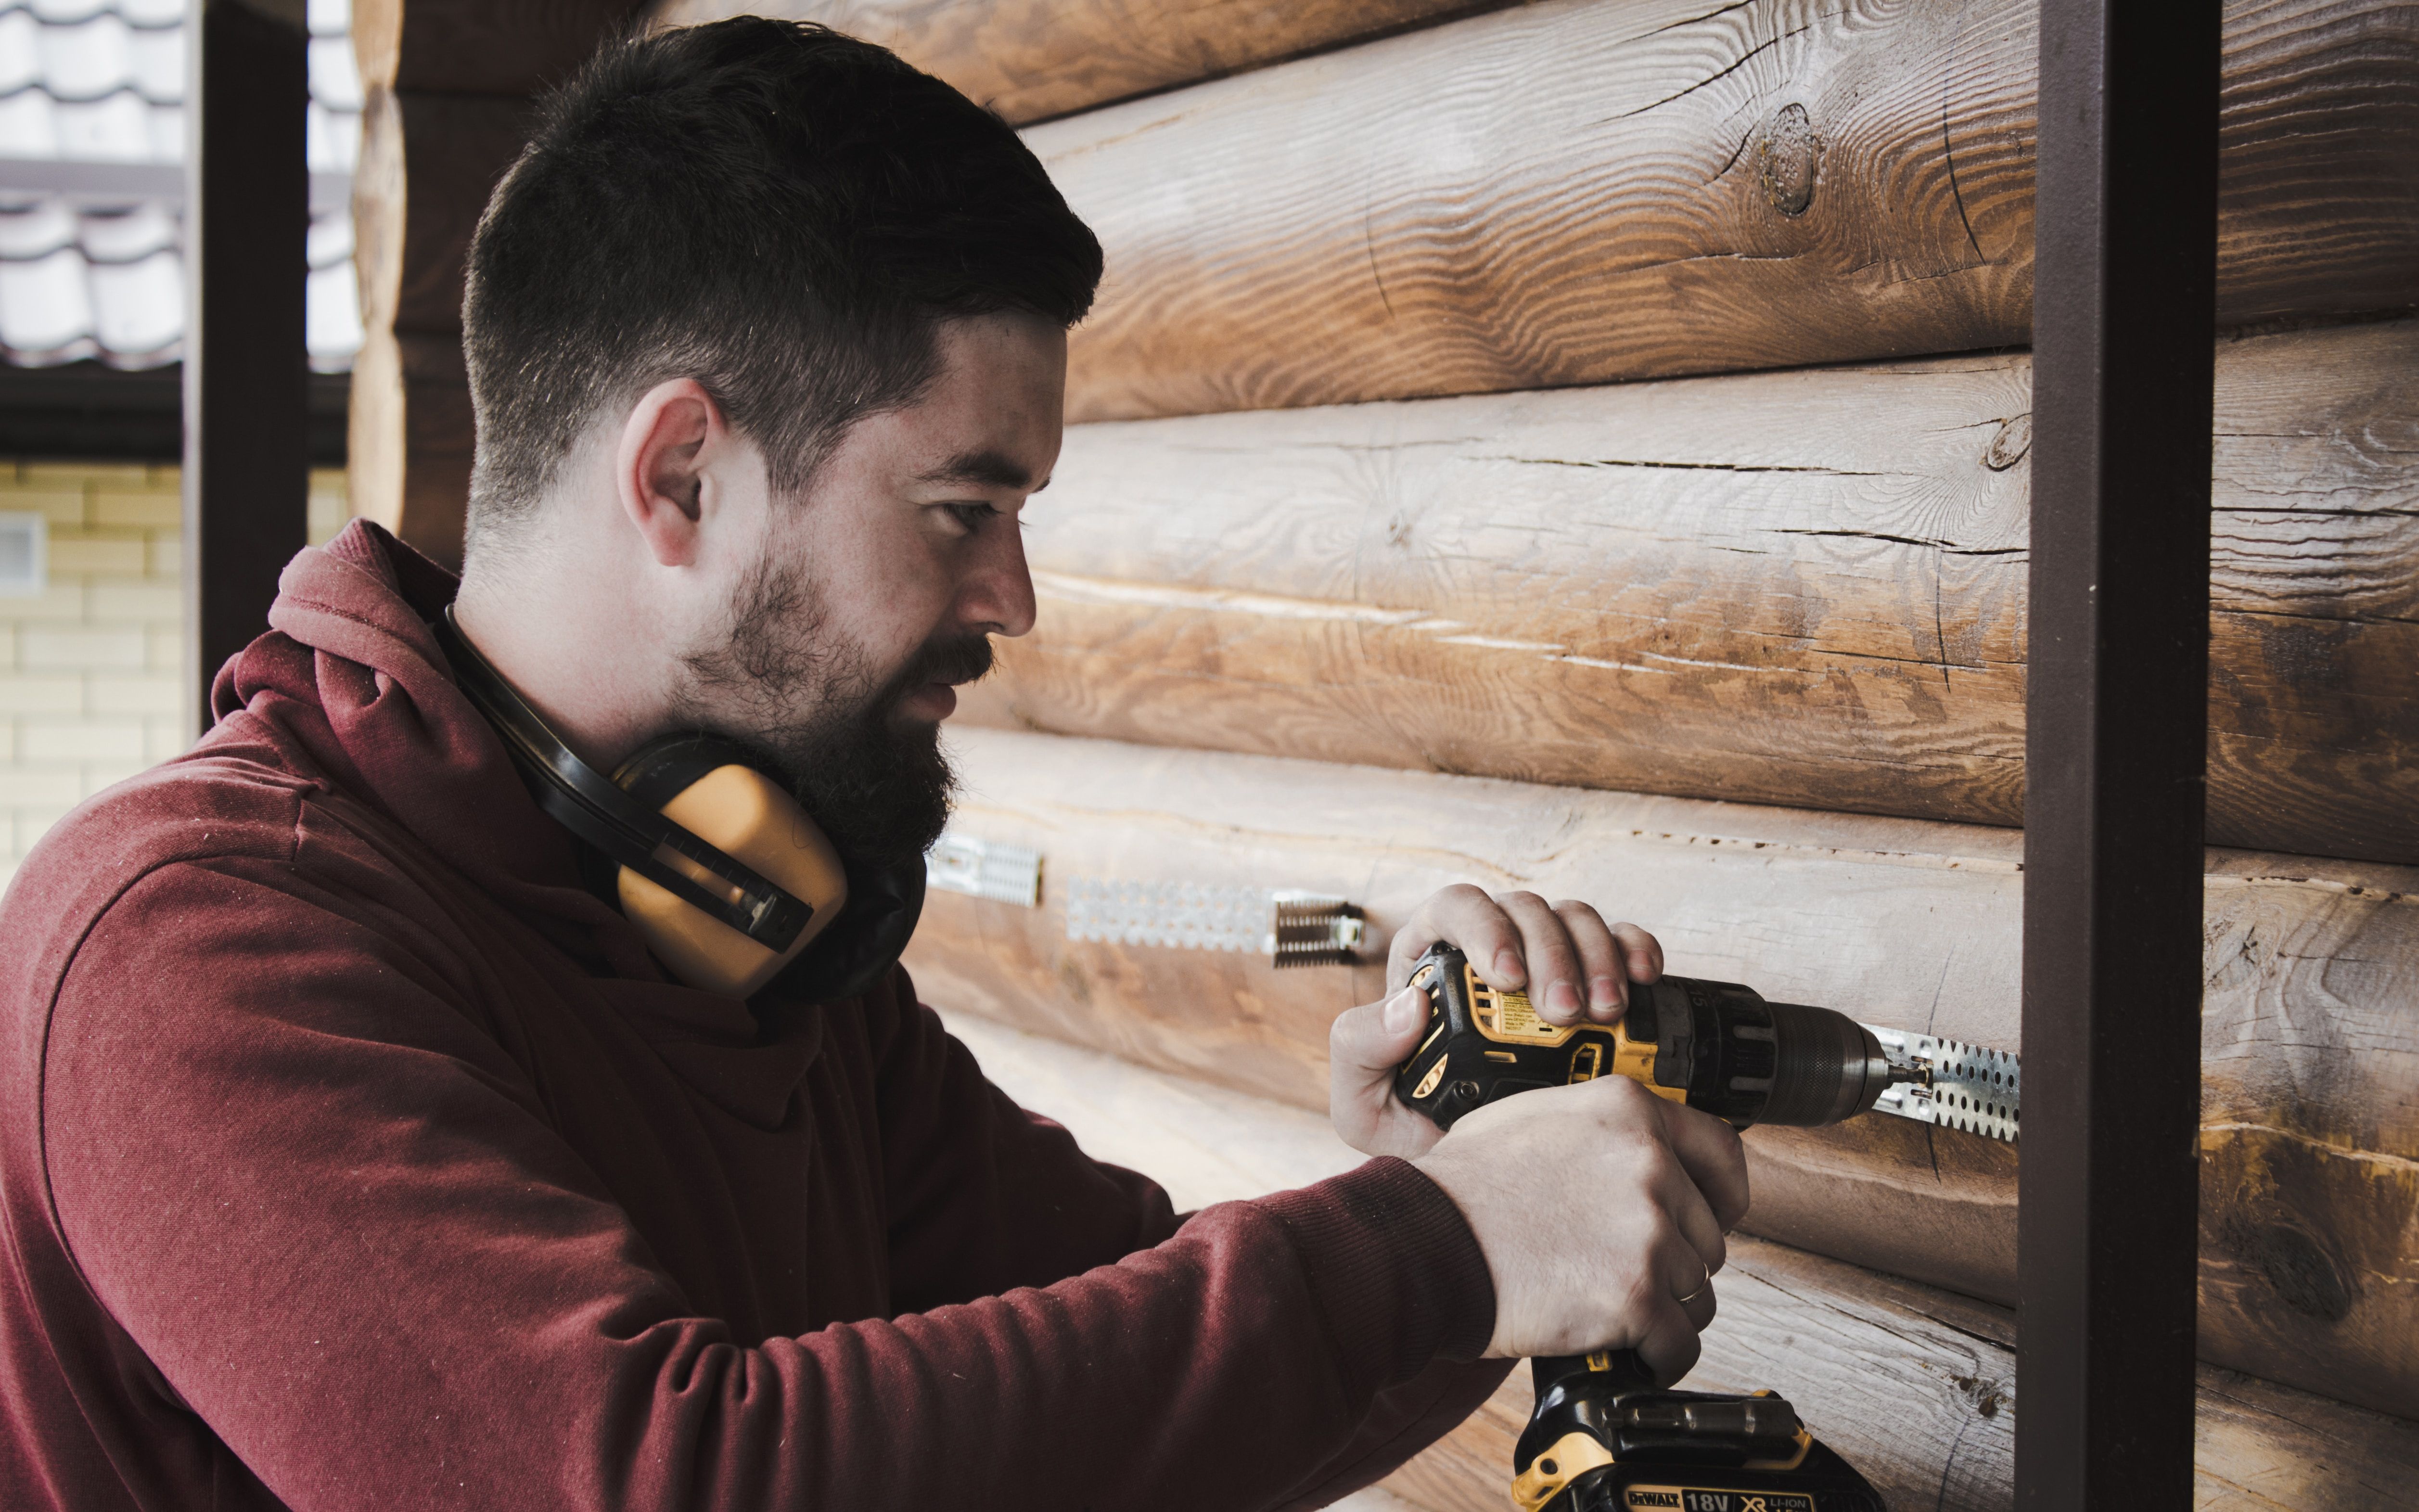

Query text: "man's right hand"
[1410, 1072, 1748, 1382]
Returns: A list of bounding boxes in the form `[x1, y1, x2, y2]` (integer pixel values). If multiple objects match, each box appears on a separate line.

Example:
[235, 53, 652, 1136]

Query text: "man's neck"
[451, 529, 676, 774]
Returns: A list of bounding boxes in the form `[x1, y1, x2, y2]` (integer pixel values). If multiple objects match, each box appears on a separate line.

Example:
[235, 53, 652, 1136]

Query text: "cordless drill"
[1393, 943, 2010, 1512]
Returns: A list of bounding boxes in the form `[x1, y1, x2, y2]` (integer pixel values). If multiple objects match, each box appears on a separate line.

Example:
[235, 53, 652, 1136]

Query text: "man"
[0, 21, 1746, 1510]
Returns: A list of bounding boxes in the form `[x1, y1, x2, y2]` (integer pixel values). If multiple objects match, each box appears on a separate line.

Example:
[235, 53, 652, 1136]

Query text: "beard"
[677, 548, 992, 875]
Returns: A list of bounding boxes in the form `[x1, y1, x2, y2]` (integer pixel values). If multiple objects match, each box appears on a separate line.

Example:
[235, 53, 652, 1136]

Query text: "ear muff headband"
[433, 610, 814, 954]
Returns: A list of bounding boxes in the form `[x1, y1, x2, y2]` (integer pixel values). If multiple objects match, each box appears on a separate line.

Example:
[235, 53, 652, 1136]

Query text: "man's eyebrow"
[920, 448, 1039, 491]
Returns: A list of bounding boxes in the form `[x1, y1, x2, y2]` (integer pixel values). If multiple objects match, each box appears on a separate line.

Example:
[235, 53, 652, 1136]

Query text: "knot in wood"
[1984, 414, 2033, 471]
[1756, 103, 1822, 218]
[2224, 1215, 2359, 1322]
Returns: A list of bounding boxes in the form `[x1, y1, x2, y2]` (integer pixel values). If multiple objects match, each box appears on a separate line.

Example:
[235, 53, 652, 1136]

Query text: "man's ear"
[615, 379, 723, 568]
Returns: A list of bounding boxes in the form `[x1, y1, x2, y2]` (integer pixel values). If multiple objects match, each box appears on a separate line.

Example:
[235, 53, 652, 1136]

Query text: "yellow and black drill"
[1394, 942, 2022, 1512]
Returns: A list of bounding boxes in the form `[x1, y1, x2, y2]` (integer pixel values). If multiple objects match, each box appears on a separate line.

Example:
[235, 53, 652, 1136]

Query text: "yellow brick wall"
[0, 462, 352, 889]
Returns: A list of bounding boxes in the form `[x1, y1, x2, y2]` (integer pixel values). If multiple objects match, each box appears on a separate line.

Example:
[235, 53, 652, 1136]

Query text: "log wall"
[908, 726, 2419, 1422]
[643, 0, 1496, 125]
[951, 1012, 2419, 1511]
[375, 0, 2419, 1489]
[958, 320, 2419, 866]
[1032, 0, 2419, 421]
[347, 0, 636, 568]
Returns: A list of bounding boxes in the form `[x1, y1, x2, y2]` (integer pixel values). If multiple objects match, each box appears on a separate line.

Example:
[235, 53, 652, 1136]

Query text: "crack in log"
[1933, 1409, 1980, 1512]
[1776, 526, 2006, 549]
[1712, 125, 1754, 183]
[1938, 5, 1986, 261]
[1648, 0, 1766, 41]
[2205, 874, 2413, 906]
[1362, 185, 1396, 320]
[2187, 1470, 2302, 1512]
[1492, 455, 1887, 476]
[1609, 17, 1824, 121]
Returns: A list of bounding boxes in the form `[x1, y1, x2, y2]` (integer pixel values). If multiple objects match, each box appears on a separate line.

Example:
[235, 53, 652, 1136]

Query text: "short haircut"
[460, 19, 1102, 550]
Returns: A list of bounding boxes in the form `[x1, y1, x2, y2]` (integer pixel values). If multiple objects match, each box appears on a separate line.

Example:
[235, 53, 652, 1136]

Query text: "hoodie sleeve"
[39, 854, 1500, 1512]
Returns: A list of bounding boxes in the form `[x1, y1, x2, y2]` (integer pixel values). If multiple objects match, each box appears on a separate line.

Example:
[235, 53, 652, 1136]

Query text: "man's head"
[453, 20, 1099, 871]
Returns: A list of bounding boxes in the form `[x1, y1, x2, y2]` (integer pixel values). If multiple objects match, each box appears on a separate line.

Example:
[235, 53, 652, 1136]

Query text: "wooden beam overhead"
[1027, 0, 2419, 422]
[907, 726, 2419, 1421]
[963, 321, 2419, 867]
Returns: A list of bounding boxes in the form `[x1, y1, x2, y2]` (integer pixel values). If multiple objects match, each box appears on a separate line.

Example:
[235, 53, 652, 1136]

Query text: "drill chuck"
[1394, 945, 1895, 1134]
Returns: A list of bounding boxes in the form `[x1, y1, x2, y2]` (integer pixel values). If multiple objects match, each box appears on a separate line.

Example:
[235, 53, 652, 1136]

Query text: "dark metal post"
[2018, 0, 2220, 1506]
[183, 0, 311, 731]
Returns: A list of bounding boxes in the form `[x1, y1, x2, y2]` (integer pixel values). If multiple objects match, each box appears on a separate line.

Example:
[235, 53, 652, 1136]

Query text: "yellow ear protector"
[434, 609, 920, 1001]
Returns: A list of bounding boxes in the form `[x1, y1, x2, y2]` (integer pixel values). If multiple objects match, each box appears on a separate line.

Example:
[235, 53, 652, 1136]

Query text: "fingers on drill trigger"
[1610, 920, 1664, 985]
[1636, 1304, 1705, 1389]
[1659, 1098, 1752, 1235]
[1426, 884, 1525, 989]
[1498, 890, 1582, 1022]
[1552, 899, 1627, 1020]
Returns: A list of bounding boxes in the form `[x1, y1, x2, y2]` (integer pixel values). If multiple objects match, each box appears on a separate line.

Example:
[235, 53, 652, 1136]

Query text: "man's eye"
[944, 501, 999, 532]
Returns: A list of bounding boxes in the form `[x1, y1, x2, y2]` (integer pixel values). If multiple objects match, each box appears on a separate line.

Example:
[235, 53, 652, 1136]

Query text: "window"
[0, 512, 45, 596]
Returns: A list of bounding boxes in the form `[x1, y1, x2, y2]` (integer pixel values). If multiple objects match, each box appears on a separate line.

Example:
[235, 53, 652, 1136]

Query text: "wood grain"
[642, 0, 1497, 125]
[963, 320, 2419, 866]
[906, 726, 2419, 1419]
[952, 1013, 2419, 1511]
[1032, 0, 2419, 422]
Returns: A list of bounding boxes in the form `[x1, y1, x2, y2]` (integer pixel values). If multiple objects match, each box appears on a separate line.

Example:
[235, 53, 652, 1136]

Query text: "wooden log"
[347, 88, 536, 568]
[354, 0, 640, 94]
[963, 320, 2419, 867]
[905, 727, 2419, 1419]
[1029, 0, 2419, 422]
[347, 0, 628, 570]
[641, 0, 1493, 125]
[950, 1012, 2419, 1511]
[346, 330, 476, 570]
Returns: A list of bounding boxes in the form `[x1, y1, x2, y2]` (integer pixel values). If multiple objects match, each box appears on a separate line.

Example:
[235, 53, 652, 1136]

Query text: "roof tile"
[0, 0, 360, 371]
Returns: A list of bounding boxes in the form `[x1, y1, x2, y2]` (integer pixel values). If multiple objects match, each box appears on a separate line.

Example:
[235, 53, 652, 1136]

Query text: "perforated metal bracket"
[925, 832, 1042, 907]
[1064, 878, 1364, 967]
[1866, 1026, 2021, 1143]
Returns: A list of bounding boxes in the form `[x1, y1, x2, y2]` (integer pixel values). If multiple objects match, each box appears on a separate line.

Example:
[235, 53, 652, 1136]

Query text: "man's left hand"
[1328, 884, 1664, 1159]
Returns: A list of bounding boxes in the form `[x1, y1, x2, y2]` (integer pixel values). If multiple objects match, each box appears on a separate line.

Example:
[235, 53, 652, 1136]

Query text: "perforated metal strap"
[1867, 1027, 2021, 1143]
[1063, 879, 1363, 967]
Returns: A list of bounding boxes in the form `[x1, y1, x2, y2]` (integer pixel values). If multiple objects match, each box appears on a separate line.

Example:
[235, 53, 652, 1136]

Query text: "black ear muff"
[433, 611, 850, 999]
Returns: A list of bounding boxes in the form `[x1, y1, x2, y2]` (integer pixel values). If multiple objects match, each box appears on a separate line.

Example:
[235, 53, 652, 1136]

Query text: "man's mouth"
[900, 680, 960, 720]
[888, 634, 995, 720]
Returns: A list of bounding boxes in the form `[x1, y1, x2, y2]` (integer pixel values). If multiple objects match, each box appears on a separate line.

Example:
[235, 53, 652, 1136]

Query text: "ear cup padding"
[616, 764, 849, 999]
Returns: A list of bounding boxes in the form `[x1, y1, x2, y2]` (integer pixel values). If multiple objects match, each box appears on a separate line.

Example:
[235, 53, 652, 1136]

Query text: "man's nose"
[958, 523, 1037, 638]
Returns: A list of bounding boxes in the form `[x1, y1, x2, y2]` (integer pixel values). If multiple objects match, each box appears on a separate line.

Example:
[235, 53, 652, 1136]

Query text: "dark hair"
[460, 19, 1102, 547]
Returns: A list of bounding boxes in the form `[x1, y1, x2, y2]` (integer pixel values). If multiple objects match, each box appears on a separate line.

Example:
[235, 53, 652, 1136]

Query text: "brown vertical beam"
[2017, 0, 2219, 1506]
[183, 0, 310, 729]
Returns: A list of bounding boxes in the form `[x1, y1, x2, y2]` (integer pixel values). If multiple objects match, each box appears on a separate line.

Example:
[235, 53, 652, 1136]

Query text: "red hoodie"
[0, 523, 1506, 1512]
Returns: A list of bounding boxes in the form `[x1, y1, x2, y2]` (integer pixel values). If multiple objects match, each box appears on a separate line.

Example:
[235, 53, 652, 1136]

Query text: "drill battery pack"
[1513, 1355, 1886, 1512]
